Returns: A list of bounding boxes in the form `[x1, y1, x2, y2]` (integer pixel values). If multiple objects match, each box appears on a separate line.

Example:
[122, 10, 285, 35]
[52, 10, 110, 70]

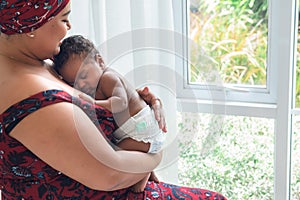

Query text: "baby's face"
[59, 55, 102, 96]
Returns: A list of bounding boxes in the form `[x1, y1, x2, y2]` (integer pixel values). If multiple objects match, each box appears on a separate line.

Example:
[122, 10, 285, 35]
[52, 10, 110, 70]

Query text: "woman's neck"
[0, 51, 44, 67]
[0, 34, 44, 67]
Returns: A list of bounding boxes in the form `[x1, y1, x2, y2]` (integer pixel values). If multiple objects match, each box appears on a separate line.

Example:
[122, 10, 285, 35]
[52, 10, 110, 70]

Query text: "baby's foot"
[131, 174, 150, 193]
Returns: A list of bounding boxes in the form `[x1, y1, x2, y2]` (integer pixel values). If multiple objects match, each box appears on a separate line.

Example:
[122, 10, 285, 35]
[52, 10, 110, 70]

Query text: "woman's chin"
[53, 46, 61, 56]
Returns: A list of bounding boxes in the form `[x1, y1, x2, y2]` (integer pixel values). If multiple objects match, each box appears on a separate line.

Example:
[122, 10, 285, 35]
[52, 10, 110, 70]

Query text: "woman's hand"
[137, 87, 167, 133]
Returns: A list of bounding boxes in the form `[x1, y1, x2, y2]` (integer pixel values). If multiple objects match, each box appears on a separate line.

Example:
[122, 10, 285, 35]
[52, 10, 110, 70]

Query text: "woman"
[0, 0, 227, 199]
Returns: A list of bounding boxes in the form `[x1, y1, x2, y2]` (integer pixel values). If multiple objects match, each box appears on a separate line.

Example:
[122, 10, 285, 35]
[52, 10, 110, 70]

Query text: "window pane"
[292, 2, 300, 197]
[296, 1, 300, 108]
[291, 115, 300, 199]
[178, 112, 274, 199]
[188, 0, 268, 87]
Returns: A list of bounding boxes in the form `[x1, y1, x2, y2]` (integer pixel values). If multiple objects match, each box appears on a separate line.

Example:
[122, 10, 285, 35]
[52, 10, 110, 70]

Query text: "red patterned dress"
[0, 90, 227, 199]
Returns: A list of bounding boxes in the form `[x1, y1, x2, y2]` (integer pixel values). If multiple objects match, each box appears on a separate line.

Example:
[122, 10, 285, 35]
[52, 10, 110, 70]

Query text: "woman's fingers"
[137, 87, 168, 132]
[151, 99, 167, 132]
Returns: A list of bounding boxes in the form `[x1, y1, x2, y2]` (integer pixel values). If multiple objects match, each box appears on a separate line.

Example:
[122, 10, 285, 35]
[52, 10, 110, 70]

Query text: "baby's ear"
[95, 54, 105, 68]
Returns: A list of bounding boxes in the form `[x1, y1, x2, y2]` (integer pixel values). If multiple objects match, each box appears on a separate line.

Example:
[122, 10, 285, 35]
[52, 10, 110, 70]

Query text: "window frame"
[174, 0, 298, 199]
[174, 0, 279, 118]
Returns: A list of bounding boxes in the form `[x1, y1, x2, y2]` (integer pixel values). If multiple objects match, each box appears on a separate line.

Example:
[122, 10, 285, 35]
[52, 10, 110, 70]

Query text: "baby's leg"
[148, 171, 159, 183]
[117, 137, 150, 153]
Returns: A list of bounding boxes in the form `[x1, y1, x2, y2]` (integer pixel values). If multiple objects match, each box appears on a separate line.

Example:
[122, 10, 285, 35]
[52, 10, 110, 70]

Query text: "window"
[176, 0, 277, 107]
[291, 1, 300, 199]
[175, 0, 298, 199]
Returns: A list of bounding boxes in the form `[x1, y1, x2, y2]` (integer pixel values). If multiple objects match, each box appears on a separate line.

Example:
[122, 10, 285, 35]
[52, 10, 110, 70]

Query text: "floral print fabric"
[0, 89, 227, 199]
[0, 0, 70, 35]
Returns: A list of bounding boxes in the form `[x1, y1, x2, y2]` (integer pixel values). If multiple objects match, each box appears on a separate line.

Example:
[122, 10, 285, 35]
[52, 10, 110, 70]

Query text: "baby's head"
[54, 35, 105, 95]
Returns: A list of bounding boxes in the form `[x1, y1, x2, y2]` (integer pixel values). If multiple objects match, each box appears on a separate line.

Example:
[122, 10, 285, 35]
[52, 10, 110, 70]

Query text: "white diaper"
[113, 106, 165, 153]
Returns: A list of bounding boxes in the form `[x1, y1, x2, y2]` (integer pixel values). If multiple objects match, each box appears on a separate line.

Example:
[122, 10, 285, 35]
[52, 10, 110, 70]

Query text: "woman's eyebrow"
[62, 10, 71, 16]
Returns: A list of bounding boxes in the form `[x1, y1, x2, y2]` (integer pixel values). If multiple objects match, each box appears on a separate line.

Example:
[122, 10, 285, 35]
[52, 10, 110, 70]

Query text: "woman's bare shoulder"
[0, 71, 73, 113]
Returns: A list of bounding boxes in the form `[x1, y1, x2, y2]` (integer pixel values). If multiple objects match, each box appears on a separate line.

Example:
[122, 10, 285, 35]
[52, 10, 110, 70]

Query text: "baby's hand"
[78, 93, 95, 104]
[79, 93, 112, 112]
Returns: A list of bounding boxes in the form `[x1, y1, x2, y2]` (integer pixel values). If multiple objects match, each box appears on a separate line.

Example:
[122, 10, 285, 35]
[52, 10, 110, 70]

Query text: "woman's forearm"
[78, 126, 162, 174]
[101, 150, 161, 191]
[112, 150, 162, 173]
[73, 103, 162, 171]
[105, 171, 151, 191]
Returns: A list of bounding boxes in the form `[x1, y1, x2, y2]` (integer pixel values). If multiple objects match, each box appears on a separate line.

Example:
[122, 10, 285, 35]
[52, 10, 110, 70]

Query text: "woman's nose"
[67, 21, 71, 30]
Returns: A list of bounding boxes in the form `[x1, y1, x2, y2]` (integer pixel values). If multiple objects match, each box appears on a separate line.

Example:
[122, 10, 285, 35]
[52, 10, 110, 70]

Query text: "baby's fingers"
[78, 93, 95, 104]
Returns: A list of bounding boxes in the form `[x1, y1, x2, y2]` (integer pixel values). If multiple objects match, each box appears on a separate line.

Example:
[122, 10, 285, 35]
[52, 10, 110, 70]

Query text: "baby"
[53, 35, 166, 192]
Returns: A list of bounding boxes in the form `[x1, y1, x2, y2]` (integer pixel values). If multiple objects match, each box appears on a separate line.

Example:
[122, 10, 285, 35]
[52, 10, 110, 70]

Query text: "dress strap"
[1, 89, 117, 142]
[2, 90, 71, 134]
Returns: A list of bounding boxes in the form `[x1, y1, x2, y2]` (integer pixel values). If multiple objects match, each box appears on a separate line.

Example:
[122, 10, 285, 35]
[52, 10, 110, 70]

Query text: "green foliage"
[179, 113, 274, 200]
[291, 117, 300, 199]
[189, 0, 268, 85]
[296, 36, 300, 107]
[177, 112, 300, 199]
[189, 0, 300, 106]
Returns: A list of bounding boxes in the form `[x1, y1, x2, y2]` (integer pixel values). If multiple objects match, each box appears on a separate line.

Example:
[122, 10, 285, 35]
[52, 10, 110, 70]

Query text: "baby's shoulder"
[101, 67, 123, 81]
[102, 67, 118, 76]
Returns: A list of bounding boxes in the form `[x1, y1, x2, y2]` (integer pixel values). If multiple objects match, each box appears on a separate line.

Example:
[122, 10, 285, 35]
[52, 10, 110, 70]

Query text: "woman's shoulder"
[0, 89, 76, 117]
[0, 89, 74, 135]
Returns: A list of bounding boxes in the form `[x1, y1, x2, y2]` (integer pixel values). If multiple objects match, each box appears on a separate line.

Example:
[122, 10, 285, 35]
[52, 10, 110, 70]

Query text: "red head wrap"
[0, 0, 70, 35]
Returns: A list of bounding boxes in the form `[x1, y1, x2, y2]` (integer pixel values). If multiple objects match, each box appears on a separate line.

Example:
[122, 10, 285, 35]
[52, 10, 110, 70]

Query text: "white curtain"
[69, 0, 178, 184]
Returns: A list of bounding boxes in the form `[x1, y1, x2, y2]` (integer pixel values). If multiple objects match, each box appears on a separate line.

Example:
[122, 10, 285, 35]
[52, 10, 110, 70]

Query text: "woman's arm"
[10, 102, 162, 191]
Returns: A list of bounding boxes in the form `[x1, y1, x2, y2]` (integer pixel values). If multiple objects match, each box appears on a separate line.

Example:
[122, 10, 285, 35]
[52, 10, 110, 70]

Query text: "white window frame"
[174, 0, 280, 118]
[174, 0, 297, 199]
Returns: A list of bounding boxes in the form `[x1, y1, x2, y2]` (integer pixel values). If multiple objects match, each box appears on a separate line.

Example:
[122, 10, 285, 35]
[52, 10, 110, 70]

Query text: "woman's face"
[30, 2, 72, 59]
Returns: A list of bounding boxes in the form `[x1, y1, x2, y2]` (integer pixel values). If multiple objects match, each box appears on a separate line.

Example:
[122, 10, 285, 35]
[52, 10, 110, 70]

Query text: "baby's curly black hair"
[53, 35, 100, 72]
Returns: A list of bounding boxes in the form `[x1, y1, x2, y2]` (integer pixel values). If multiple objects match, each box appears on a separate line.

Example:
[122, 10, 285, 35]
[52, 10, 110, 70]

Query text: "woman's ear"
[26, 32, 35, 38]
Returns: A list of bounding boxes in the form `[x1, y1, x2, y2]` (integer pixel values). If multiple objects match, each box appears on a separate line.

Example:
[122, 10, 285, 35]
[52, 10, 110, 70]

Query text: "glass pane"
[291, 115, 300, 200]
[178, 112, 274, 199]
[295, 1, 300, 108]
[188, 0, 268, 87]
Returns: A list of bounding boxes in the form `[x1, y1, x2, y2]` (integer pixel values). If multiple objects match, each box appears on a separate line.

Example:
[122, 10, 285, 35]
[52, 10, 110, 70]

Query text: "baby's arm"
[79, 71, 129, 113]
[78, 93, 113, 111]
[96, 71, 129, 113]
